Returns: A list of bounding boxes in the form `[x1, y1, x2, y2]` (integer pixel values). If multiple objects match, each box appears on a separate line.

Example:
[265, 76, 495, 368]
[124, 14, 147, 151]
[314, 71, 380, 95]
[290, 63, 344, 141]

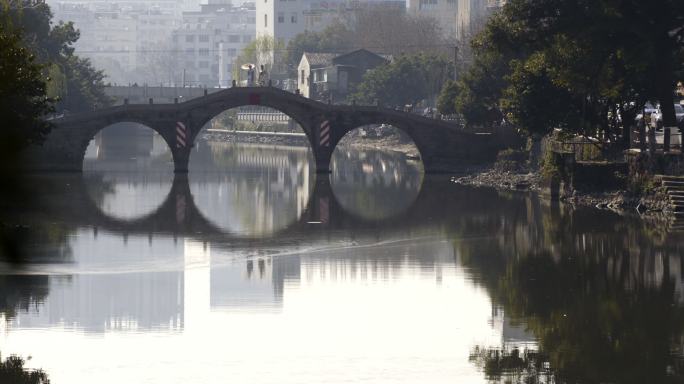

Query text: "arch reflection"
[82, 123, 174, 221]
[83, 172, 174, 222]
[330, 146, 424, 220]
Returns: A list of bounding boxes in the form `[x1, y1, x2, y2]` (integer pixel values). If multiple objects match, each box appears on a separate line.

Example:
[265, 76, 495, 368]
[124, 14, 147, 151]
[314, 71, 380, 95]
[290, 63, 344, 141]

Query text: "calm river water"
[2, 138, 684, 383]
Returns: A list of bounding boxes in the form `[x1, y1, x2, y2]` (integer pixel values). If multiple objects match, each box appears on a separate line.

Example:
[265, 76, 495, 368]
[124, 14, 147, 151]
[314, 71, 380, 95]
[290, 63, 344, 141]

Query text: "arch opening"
[330, 124, 424, 220]
[83, 122, 174, 221]
[83, 122, 174, 173]
[188, 106, 316, 237]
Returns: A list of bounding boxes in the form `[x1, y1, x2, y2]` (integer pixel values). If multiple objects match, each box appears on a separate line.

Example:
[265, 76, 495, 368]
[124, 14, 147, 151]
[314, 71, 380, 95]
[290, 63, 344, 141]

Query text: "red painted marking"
[176, 121, 188, 148]
[319, 120, 330, 147]
[319, 197, 329, 224]
[176, 194, 186, 224]
[248, 94, 261, 105]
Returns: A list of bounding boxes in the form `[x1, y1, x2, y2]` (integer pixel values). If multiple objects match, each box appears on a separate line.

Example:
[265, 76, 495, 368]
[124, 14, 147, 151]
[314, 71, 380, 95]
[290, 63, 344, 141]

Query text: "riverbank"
[202, 129, 420, 157]
[451, 164, 672, 215]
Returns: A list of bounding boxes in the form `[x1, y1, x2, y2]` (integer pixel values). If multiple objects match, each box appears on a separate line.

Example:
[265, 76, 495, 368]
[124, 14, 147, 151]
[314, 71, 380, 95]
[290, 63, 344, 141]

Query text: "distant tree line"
[437, 0, 684, 144]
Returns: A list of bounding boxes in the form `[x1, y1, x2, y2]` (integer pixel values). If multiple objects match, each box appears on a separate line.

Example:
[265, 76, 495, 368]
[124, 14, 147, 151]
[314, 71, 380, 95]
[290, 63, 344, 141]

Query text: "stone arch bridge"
[29, 86, 508, 173]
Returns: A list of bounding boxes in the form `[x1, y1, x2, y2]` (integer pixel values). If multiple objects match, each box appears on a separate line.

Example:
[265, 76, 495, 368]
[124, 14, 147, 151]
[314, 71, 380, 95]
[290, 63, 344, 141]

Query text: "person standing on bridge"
[258, 65, 268, 86]
[247, 65, 256, 86]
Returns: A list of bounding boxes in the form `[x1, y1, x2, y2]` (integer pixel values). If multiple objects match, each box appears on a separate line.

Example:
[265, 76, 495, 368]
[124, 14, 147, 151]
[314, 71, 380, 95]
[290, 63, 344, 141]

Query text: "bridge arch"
[180, 87, 323, 152]
[80, 120, 175, 171]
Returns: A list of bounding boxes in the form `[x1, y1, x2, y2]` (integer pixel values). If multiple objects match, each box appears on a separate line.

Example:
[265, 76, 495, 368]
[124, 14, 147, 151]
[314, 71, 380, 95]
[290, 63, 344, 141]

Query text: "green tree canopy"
[0, 23, 52, 147]
[350, 53, 453, 107]
[439, 0, 684, 142]
[2, 1, 111, 114]
[283, 8, 453, 76]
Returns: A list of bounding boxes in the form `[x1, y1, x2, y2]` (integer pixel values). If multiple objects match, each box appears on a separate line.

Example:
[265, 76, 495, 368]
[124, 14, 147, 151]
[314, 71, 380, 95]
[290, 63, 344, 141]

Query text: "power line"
[74, 43, 457, 55]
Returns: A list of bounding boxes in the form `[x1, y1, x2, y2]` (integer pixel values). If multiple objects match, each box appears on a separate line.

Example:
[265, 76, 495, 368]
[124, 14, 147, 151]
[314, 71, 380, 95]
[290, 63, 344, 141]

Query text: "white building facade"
[172, 1, 256, 87]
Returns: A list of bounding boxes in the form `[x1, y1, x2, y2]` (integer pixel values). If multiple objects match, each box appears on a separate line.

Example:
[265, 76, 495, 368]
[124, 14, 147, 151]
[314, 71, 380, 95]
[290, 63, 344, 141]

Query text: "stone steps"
[661, 175, 684, 182]
[661, 176, 684, 232]
[664, 181, 684, 187]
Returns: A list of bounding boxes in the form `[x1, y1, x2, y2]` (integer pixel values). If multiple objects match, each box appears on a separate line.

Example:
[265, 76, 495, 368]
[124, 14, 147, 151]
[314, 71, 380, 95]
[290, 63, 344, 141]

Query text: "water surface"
[2, 138, 684, 383]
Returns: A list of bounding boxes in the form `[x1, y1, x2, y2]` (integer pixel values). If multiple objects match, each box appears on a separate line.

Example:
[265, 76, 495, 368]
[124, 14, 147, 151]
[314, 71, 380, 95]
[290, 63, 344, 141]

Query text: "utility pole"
[453, 45, 459, 81]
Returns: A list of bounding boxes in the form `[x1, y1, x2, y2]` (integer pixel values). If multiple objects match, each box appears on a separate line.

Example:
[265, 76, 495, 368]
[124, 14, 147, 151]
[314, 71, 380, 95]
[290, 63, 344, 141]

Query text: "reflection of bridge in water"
[50, 173, 455, 244]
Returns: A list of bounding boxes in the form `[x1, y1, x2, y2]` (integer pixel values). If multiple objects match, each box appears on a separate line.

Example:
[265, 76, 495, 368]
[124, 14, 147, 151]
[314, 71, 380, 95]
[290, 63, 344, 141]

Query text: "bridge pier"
[173, 148, 191, 173]
[314, 151, 332, 173]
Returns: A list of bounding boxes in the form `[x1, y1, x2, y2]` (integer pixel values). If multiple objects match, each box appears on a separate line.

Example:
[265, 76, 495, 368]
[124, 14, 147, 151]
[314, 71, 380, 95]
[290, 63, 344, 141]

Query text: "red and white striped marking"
[319, 196, 329, 224]
[176, 194, 186, 224]
[176, 121, 187, 148]
[319, 120, 330, 147]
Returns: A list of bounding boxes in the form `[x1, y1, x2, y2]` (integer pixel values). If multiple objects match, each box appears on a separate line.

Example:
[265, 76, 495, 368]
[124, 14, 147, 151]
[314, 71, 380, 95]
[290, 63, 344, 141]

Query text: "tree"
[438, 0, 684, 143]
[283, 8, 454, 76]
[349, 53, 453, 107]
[0, 355, 50, 384]
[0, 24, 53, 147]
[233, 35, 284, 81]
[2, 1, 111, 113]
[282, 23, 353, 75]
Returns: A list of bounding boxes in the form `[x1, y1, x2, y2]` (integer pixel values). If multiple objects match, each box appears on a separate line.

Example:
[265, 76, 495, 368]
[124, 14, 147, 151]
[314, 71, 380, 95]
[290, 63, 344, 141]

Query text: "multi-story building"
[406, 0, 459, 40]
[49, 1, 184, 84]
[256, 0, 405, 48]
[455, 0, 505, 40]
[407, 0, 505, 41]
[297, 49, 389, 101]
[172, 1, 256, 87]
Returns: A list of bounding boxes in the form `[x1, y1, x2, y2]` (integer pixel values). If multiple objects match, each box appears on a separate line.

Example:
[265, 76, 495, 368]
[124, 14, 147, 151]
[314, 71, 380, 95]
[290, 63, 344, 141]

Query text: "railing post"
[648, 126, 657, 154]
[149, 98, 153, 104]
[664, 127, 672, 152]
[232, 80, 237, 88]
[174, 97, 178, 104]
[204, 89, 208, 96]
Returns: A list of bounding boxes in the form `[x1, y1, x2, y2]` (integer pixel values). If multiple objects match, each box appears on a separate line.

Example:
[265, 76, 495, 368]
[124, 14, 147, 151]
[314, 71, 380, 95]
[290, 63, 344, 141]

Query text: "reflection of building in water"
[190, 143, 313, 235]
[331, 148, 423, 220]
[209, 254, 301, 309]
[9, 231, 185, 333]
[489, 305, 535, 347]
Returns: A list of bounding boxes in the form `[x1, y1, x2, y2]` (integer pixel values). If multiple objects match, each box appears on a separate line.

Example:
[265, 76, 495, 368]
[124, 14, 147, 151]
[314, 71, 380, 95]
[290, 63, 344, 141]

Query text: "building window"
[199, 48, 210, 56]
[301, 69, 305, 84]
[229, 35, 240, 43]
[185, 48, 195, 55]
[228, 48, 237, 56]
[200, 74, 210, 82]
[419, 0, 438, 9]
[243, 35, 252, 43]
[291, 13, 297, 23]
[199, 34, 209, 42]
[185, 35, 195, 42]
[278, 12, 284, 23]
[199, 61, 209, 68]
[264, 14, 267, 27]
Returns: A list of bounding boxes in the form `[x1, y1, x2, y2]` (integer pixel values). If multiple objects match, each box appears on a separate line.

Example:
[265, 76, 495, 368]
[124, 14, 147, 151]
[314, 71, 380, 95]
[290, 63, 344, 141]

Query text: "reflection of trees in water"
[0, 354, 50, 384]
[454, 194, 684, 383]
[0, 275, 49, 320]
[331, 149, 423, 220]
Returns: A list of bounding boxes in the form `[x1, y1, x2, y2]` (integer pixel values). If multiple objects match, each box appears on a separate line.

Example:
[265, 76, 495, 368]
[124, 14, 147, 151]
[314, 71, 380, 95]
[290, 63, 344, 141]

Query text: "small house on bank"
[297, 49, 390, 102]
